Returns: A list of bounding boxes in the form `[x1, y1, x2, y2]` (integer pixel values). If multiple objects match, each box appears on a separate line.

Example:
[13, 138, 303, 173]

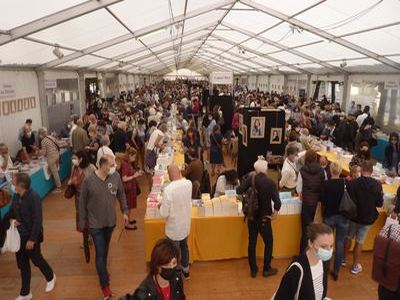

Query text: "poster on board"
[242, 124, 248, 147]
[250, 116, 265, 139]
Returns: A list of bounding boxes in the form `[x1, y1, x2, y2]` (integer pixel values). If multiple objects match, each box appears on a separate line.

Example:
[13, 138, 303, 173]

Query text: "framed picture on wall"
[238, 113, 243, 134]
[270, 128, 283, 144]
[242, 124, 248, 147]
[250, 116, 265, 139]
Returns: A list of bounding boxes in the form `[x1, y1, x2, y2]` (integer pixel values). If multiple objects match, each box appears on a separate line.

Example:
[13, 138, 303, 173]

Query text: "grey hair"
[158, 122, 168, 133]
[254, 159, 268, 175]
[38, 127, 48, 136]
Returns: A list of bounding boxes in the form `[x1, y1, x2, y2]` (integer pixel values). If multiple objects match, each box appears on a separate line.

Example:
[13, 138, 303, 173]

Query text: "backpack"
[239, 172, 259, 221]
[372, 223, 400, 292]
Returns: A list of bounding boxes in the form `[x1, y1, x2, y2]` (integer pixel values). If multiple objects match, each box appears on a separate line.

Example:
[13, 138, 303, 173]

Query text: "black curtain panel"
[209, 95, 234, 135]
[237, 108, 286, 178]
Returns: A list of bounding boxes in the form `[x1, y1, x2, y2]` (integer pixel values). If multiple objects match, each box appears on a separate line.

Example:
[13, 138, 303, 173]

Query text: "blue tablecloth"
[0, 149, 72, 218]
[371, 137, 388, 163]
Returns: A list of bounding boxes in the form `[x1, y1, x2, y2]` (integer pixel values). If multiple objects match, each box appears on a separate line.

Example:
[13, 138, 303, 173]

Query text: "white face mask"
[72, 159, 79, 166]
[108, 166, 116, 175]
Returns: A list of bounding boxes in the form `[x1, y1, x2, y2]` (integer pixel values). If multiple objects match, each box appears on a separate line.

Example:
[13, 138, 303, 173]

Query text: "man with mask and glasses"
[79, 154, 129, 300]
[9, 172, 56, 300]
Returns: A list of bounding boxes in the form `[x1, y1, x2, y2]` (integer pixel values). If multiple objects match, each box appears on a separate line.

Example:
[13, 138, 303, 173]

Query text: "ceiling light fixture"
[52, 45, 64, 59]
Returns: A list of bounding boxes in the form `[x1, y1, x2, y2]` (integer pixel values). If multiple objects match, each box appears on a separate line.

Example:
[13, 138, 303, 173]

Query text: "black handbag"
[339, 180, 357, 219]
[64, 184, 76, 199]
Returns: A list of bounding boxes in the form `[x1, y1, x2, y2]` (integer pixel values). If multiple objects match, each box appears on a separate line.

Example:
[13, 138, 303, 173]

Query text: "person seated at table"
[17, 119, 33, 142]
[213, 169, 239, 198]
[299, 128, 313, 151]
[181, 158, 203, 199]
[122, 239, 185, 299]
[17, 126, 37, 160]
[279, 146, 299, 194]
[349, 141, 371, 169]
[274, 223, 333, 300]
[383, 132, 400, 176]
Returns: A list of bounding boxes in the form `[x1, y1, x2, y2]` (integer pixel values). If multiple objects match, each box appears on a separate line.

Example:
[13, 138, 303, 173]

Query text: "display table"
[144, 133, 393, 263]
[145, 208, 386, 262]
[0, 148, 72, 219]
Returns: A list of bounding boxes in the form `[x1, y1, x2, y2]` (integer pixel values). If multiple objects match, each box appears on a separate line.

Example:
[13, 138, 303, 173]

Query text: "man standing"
[356, 105, 370, 127]
[79, 154, 129, 299]
[345, 160, 383, 275]
[71, 119, 89, 153]
[10, 173, 56, 300]
[38, 128, 62, 192]
[159, 165, 192, 279]
[237, 158, 281, 278]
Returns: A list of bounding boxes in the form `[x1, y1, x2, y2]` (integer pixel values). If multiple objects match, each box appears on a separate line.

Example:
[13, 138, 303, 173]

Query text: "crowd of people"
[0, 79, 399, 300]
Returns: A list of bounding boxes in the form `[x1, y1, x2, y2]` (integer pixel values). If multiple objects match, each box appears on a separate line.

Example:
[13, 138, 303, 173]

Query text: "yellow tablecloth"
[144, 209, 386, 262]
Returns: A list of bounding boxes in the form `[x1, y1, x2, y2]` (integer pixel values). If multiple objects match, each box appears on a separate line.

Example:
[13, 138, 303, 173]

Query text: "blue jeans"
[324, 214, 349, 275]
[169, 237, 189, 272]
[90, 226, 115, 288]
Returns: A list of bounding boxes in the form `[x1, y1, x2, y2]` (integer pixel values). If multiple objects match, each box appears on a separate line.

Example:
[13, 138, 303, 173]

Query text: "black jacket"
[274, 254, 329, 300]
[347, 176, 383, 225]
[122, 273, 185, 300]
[300, 162, 325, 206]
[236, 172, 281, 219]
[394, 186, 400, 214]
[383, 144, 400, 170]
[9, 188, 44, 242]
[321, 179, 348, 218]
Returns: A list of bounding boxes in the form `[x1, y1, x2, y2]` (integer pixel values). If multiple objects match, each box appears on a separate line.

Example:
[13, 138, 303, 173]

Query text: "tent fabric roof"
[0, 0, 399, 75]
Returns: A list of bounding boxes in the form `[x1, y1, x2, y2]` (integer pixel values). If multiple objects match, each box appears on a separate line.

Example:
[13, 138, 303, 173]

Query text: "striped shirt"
[311, 260, 324, 300]
[41, 136, 60, 158]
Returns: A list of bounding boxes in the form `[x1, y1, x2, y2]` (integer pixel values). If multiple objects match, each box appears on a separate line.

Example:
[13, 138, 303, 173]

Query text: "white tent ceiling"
[0, 0, 399, 75]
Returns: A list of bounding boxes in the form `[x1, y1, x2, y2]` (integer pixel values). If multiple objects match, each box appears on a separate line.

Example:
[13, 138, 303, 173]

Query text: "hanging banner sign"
[44, 79, 57, 89]
[384, 80, 399, 90]
[210, 72, 233, 85]
[0, 83, 16, 99]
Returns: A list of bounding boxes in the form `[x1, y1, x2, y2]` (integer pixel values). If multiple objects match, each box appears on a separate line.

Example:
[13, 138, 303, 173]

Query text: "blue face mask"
[314, 246, 333, 261]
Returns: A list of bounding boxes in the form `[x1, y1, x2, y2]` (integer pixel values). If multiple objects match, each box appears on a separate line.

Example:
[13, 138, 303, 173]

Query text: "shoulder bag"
[339, 179, 357, 219]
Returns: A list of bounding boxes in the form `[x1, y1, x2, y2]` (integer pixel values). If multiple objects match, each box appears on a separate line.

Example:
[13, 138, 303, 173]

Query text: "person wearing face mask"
[274, 223, 333, 300]
[115, 149, 143, 230]
[68, 151, 95, 238]
[8, 173, 56, 300]
[349, 141, 371, 169]
[279, 146, 299, 194]
[127, 240, 185, 299]
[78, 154, 129, 299]
[383, 132, 400, 176]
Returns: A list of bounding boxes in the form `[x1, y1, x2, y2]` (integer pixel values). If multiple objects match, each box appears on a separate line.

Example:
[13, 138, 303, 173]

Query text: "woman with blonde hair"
[115, 149, 143, 230]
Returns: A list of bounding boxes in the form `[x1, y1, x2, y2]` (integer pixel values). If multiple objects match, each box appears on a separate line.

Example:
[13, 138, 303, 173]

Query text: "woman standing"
[68, 151, 96, 238]
[127, 239, 185, 299]
[132, 118, 146, 169]
[85, 125, 100, 165]
[383, 132, 400, 176]
[274, 223, 333, 300]
[182, 127, 201, 164]
[349, 141, 371, 169]
[297, 150, 325, 253]
[321, 162, 349, 281]
[115, 149, 143, 230]
[210, 125, 224, 176]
